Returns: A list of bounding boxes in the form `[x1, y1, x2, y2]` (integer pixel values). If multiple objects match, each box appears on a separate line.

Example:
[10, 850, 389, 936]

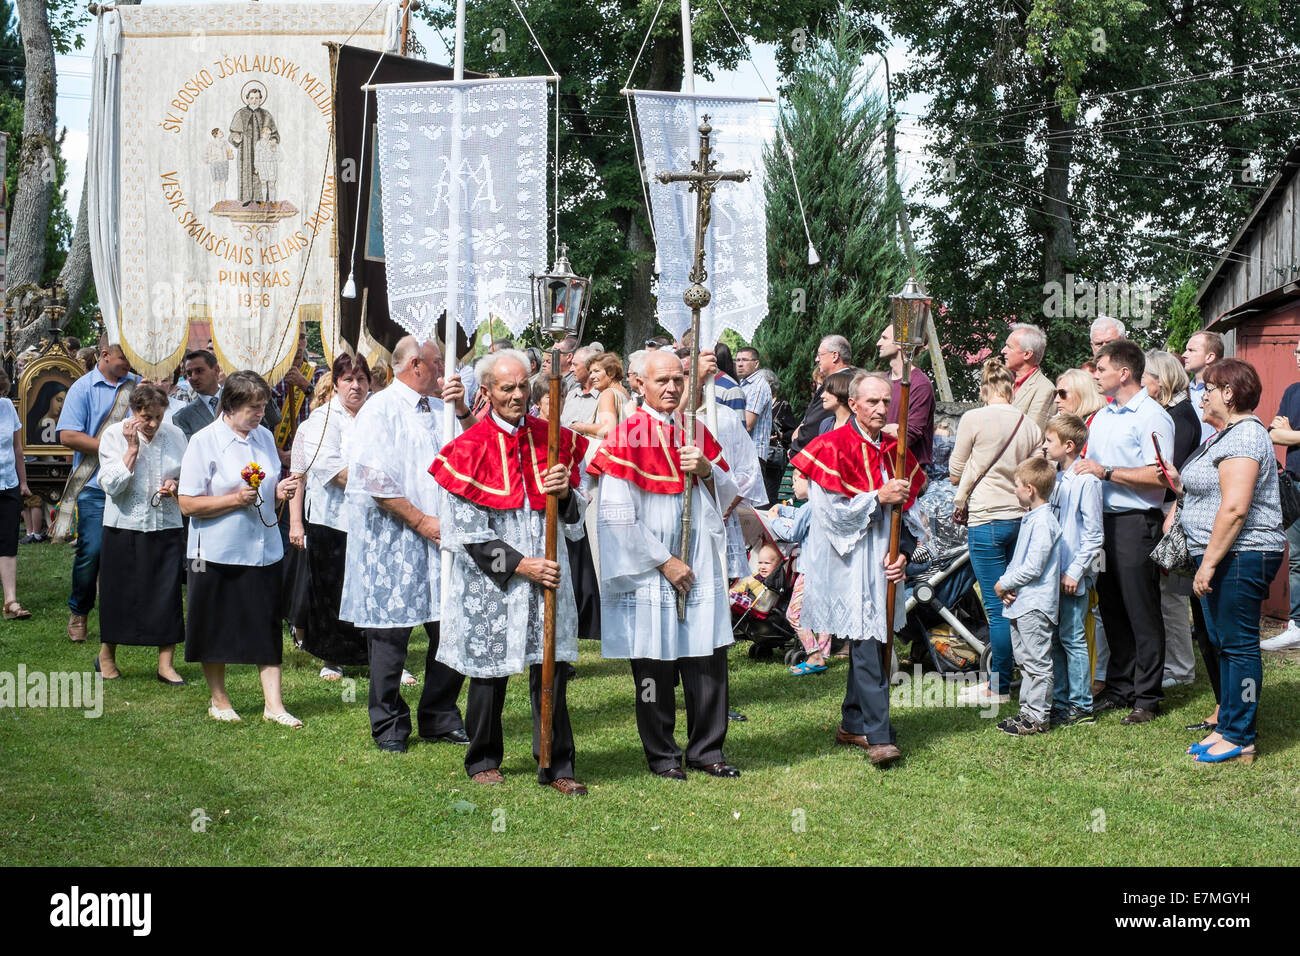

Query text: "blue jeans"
[968, 518, 1020, 695]
[1053, 589, 1093, 713]
[1197, 550, 1282, 747]
[68, 487, 105, 616]
[1286, 518, 1300, 624]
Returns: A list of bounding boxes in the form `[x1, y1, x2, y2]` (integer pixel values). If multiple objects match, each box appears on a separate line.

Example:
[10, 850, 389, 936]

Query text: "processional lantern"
[889, 273, 931, 350]
[882, 272, 932, 675]
[530, 243, 591, 344]
[530, 240, 592, 771]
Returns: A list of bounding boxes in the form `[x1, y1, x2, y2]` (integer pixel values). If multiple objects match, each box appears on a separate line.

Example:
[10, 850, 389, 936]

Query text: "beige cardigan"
[949, 403, 1045, 525]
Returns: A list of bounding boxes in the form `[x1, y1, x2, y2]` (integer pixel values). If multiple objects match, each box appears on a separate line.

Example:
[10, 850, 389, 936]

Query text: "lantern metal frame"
[530, 243, 592, 345]
[889, 274, 932, 352]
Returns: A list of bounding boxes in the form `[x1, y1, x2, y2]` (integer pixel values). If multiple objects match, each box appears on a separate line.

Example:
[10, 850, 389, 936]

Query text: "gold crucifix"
[654, 115, 751, 618]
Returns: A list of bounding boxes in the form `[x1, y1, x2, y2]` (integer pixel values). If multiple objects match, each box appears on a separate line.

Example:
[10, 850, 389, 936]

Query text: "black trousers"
[465, 664, 575, 783]
[365, 622, 465, 744]
[841, 639, 895, 744]
[1096, 511, 1167, 711]
[1191, 595, 1220, 704]
[630, 647, 729, 773]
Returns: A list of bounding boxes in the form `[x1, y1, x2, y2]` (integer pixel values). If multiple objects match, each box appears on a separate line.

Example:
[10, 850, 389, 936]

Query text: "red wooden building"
[1197, 142, 1300, 619]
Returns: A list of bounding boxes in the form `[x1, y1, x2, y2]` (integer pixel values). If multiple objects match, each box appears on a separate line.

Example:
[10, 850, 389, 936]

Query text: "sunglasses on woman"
[1055, 388, 1070, 399]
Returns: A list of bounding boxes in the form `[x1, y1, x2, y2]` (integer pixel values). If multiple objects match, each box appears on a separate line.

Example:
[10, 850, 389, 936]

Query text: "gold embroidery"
[594, 417, 682, 484]
[434, 435, 512, 498]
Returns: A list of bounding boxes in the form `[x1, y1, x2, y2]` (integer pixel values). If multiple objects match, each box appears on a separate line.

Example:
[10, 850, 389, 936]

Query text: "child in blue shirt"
[1045, 414, 1104, 725]
[994, 457, 1062, 735]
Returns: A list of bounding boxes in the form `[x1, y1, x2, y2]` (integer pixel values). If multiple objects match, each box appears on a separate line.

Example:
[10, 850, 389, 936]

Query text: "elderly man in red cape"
[590, 349, 742, 780]
[429, 350, 590, 796]
[792, 370, 926, 767]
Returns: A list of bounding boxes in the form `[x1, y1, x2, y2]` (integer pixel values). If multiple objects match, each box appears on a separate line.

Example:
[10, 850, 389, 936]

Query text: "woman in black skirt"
[96, 384, 188, 681]
[178, 371, 302, 726]
[289, 353, 373, 680]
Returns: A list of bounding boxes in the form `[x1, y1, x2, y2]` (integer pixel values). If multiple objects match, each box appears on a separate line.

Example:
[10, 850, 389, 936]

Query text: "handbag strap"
[963, 411, 1025, 501]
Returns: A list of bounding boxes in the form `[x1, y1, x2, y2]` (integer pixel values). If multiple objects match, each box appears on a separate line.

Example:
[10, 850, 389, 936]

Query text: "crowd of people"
[2, 313, 1296, 786]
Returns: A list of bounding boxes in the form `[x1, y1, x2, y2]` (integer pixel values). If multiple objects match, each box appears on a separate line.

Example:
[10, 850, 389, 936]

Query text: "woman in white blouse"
[96, 384, 187, 681]
[178, 371, 301, 726]
[288, 354, 373, 680]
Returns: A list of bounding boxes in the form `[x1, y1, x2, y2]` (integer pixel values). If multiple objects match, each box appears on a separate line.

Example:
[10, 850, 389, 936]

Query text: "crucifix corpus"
[655, 115, 751, 619]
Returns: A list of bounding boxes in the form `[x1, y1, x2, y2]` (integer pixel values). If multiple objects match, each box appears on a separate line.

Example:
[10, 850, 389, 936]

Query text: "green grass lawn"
[3, 541, 1299, 866]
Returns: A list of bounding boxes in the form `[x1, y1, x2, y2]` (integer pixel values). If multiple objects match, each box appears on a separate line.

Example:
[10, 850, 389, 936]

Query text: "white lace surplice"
[799, 482, 905, 643]
[598, 471, 737, 661]
[437, 493, 586, 679]
[707, 407, 763, 579]
[339, 382, 451, 628]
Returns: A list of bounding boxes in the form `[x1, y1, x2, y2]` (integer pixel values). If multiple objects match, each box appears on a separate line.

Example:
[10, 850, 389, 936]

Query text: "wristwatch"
[1103, 466, 1113, 482]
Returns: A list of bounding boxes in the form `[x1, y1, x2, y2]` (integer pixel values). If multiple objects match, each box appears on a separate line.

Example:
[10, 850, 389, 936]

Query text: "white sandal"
[401, 669, 419, 686]
[208, 700, 242, 723]
[263, 710, 303, 728]
[319, 664, 343, 681]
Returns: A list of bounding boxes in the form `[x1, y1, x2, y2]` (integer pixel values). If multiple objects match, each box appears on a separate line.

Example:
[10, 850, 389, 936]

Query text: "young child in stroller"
[756, 471, 834, 676]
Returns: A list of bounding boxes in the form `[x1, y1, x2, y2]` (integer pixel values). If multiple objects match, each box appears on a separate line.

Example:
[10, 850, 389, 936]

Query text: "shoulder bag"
[953, 410, 1024, 526]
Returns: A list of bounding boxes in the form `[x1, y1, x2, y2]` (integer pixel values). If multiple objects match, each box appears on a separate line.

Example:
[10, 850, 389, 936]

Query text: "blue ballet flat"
[1193, 745, 1255, 765]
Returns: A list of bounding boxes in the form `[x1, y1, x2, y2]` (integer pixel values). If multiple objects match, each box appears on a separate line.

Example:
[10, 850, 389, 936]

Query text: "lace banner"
[103, 3, 398, 382]
[632, 92, 774, 344]
[374, 78, 549, 344]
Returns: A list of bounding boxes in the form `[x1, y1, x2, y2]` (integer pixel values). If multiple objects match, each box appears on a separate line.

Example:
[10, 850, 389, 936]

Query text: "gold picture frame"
[18, 349, 83, 457]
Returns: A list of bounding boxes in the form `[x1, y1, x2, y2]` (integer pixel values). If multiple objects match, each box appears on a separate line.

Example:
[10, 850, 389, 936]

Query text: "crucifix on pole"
[655, 115, 750, 619]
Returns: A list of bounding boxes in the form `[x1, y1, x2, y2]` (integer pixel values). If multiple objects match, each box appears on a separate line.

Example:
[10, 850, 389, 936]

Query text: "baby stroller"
[730, 542, 803, 660]
[895, 472, 991, 677]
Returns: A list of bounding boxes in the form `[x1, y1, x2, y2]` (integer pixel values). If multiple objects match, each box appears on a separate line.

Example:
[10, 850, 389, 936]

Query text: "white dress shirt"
[178, 416, 284, 566]
[1082, 388, 1175, 512]
[98, 420, 186, 531]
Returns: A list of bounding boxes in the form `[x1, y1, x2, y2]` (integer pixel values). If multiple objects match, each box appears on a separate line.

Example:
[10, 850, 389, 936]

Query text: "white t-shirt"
[0, 398, 20, 489]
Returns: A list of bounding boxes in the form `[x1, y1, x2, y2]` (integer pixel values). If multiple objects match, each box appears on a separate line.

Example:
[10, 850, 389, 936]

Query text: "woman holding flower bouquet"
[178, 371, 303, 727]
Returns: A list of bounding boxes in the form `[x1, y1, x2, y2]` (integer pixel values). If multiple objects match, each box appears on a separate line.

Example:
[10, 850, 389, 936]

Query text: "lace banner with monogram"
[374, 78, 549, 344]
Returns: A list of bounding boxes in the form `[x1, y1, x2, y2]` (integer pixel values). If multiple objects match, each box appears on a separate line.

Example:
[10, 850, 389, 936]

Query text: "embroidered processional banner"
[374, 77, 550, 345]
[631, 91, 774, 344]
[95, 3, 399, 381]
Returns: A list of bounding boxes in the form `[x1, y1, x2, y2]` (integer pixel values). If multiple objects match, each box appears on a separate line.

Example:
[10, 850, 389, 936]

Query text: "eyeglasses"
[1203, 383, 1219, 392]
[1055, 388, 1069, 399]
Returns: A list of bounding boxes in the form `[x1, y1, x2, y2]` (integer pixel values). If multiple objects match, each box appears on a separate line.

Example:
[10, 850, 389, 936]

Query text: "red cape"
[430, 414, 587, 511]
[792, 421, 925, 508]
[586, 408, 729, 495]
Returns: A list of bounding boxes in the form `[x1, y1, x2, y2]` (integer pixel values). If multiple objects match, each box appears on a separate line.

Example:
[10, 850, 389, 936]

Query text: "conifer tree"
[756, 15, 908, 405]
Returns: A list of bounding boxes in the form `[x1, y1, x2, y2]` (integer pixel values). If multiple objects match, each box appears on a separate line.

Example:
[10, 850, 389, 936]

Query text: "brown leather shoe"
[545, 777, 588, 796]
[868, 743, 903, 766]
[470, 769, 504, 785]
[835, 725, 871, 750]
[68, 614, 87, 643]
[1120, 707, 1158, 725]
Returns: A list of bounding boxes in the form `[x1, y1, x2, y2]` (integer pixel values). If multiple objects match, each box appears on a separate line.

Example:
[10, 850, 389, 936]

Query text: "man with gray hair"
[791, 370, 925, 767]
[560, 345, 601, 430]
[790, 334, 853, 457]
[627, 349, 649, 406]
[1090, 316, 1126, 356]
[341, 334, 471, 753]
[431, 350, 590, 794]
[1002, 322, 1054, 432]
